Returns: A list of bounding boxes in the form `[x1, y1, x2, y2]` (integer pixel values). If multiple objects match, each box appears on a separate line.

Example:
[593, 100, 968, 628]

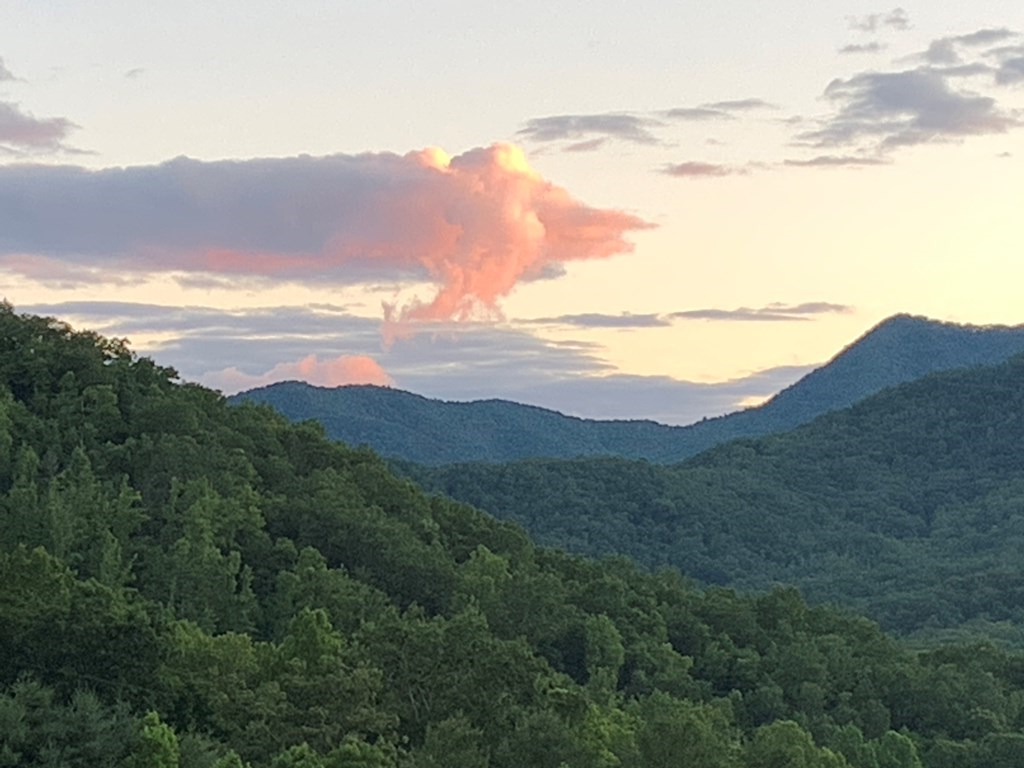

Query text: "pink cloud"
[0, 144, 653, 324]
[204, 354, 393, 394]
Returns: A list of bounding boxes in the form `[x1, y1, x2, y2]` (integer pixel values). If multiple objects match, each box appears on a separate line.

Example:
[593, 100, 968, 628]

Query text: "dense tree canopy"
[3, 304, 1024, 766]
[406, 353, 1024, 644]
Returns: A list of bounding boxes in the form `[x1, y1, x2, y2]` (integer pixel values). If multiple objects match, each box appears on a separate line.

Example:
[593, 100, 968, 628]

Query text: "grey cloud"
[525, 312, 670, 329]
[21, 300, 375, 342]
[831, 22, 1024, 154]
[673, 309, 807, 322]
[994, 49, 1024, 84]
[665, 107, 732, 121]
[0, 101, 79, 154]
[20, 302, 384, 379]
[672, 303, 852, 322]
[923, 29, 1017, 65]
[0, 154, 415, 263]
[516, 113, 661, 145]
[840, 42, 887, 55]
[799, 67, 1019, 151]
[784, 155, 890, 168]
[769, 302, 853, 315]
[661, 161, 746, 178]
[0, 57, 15, 81]
[124, 68, 146, 79]
[563, 137, 607, 152]
[522, 263, 568, 282]
[522, 99, 774, 152]
[666, 99, 775, 122]
[847, 8, 910, 33]
[703, 98, 776, 112]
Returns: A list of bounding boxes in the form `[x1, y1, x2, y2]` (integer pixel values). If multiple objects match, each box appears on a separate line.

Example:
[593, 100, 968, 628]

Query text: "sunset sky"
[2, 1, 1022, 424]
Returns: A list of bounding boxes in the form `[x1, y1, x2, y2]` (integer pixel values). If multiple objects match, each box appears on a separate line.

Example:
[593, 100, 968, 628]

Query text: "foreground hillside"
[5, 307, 1024, 765]
[407, 353, 1024, 644]
[234, 314, 1024, 464]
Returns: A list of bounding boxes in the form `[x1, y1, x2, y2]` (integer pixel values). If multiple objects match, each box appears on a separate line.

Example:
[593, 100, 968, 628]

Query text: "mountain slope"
[233, 314, 1024, 464]
[11, 305, 1024, 765]
[405, 352, 1024, 643]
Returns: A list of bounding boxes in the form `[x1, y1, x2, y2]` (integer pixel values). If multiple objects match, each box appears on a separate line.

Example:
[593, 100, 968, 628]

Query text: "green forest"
[5, 304, 1024, 767]
[405, 354, 1024, 646]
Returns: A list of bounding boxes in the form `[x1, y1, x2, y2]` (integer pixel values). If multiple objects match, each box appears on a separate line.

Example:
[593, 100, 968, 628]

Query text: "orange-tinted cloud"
[0, 144, 653, 323]
[206, 353, 393, 394]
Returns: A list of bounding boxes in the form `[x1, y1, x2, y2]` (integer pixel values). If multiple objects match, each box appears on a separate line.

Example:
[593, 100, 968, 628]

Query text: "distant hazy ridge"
[232, 314, 1024, 464]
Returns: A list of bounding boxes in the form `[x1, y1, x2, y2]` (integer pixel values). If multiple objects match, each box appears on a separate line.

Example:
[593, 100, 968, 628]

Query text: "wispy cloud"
[525, 312, 670, 328]
[672, 303, 852, 322]
[784, 154, 890, 168]
[563, 137, 607, 153]
[661, 161, 748, 178]
[520, 100, 775, 152]
[665, 99, 776, 122]
[704, 98, 777, 112]
[0, 57, 15, 82]
[517, 113, 661, 145]
[840, 42, 887, 56]
[847, 8, 911, 33]
[0, 144, 652, 324]
[664, 107, 733, 122]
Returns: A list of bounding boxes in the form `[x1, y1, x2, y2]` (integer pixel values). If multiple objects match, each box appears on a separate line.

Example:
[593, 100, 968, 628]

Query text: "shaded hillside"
[406, 353, 1024, 643]
[9, 305, 1024, 766]
[233, 314, 1024, 464]
[232, 381, 686, 463]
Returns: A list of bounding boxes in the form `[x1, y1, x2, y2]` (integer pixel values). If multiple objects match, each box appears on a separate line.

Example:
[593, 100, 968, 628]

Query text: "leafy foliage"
[3, 304, 1024, 767]
[407, 353, 1024, 643]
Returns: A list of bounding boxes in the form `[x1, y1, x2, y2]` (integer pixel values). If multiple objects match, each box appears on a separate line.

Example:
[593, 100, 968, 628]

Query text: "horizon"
[2, 3, 1023, 423]
[223, 311, 988, 428]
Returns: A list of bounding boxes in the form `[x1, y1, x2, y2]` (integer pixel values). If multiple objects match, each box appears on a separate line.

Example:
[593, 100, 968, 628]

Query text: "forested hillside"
[406, 353, 1024, 645]
[6, 304, 1024, 767]
[234, 314, 1024, 465]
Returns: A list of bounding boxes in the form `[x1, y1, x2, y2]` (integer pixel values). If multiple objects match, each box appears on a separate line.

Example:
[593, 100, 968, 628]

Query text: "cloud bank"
[21, 300, 819, 425]
[0, 144, 651, 322]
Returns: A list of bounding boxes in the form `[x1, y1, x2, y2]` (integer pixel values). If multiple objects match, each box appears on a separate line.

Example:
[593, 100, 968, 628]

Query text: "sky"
[1, 1, 1022, 425]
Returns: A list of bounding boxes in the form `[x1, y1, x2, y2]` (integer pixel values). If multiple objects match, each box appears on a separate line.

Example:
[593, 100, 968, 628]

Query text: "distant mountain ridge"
[231, 313, 1024, 464]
